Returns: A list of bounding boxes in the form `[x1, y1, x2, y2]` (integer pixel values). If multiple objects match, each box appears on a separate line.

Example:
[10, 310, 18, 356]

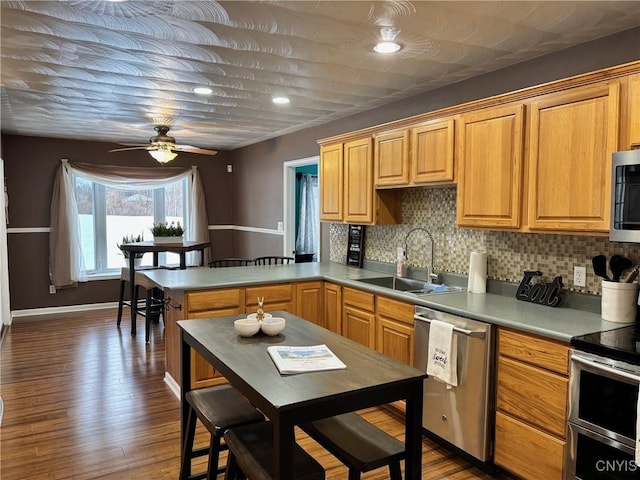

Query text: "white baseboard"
[164, 372, 180, 400]
[11, 302, 119, 322]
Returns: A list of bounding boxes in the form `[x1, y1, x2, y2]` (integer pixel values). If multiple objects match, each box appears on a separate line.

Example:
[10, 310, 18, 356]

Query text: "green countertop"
[143, 262, 625, 343]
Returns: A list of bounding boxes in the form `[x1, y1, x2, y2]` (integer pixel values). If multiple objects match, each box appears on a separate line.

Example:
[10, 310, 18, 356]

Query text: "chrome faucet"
[403, 227, 440, 283]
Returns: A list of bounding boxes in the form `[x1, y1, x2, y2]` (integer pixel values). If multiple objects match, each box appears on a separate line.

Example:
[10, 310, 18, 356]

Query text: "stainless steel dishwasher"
[413, 305, 495, 462]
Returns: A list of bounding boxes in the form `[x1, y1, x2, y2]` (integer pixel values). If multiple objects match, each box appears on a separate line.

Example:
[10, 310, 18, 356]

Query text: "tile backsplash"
[329, 187, 640, 295]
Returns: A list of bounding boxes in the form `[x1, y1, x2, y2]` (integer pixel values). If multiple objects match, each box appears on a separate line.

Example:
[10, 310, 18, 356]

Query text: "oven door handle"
[572, 354, 640, 383]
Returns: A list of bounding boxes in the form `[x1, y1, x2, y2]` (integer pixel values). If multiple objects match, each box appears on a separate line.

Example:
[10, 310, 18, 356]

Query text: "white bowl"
[247, 312, 272, 321]
[260, 317, 286, 336]
[234, 318, 261, 337]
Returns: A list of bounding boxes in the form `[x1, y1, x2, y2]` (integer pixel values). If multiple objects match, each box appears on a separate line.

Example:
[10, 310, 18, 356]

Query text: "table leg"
[128, 255, 136, 335]
[179, 330, 192, 479]
[179, 253, 186, 269]
[273, 416, 295, 480]
[404, 381, 424, 480]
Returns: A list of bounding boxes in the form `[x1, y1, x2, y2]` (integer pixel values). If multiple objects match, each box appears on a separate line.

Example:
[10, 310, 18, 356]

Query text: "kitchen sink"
[356, 276, 463, 295]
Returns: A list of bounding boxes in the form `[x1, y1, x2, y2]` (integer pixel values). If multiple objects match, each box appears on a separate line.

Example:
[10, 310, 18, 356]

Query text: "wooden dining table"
[178, 311, 426, 480]
[118, 240, 208, 325]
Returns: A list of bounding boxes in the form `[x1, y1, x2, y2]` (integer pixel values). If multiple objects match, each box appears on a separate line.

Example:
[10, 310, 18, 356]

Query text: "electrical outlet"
[573, 266, 586, 288]
[49, 285, 56, 294]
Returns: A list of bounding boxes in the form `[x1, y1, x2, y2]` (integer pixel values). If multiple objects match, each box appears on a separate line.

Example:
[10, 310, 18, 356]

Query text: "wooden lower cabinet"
[295, 281, 323, 326]
[495, 411, 565, 480]
[342, 287, 375, 348]
[184, 288, 245, 389]
[376, 296, 414, 366]
[323, 282, 342, 334]
[494, 328, 570, 480]
[245, 283, 294, 314]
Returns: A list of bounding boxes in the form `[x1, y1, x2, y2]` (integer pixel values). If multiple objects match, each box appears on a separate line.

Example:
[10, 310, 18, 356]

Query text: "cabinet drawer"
[498, 328, 569, 375]
[495, 411, 565, 480]
[343, 287, 375, 312]
[186, 288, 244, 314]
[246, 283, 293, 305]
[497, 356, 568, 438]
[376, 296, 414, 326]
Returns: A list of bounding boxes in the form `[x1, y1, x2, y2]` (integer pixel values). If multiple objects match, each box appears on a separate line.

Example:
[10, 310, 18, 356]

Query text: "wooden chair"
[253, 256, 294, 266]
[116, 266, 165, 342]
[223, 422, 325, 480]
[300, 412, 405, 480]
[180, 385, 265, 480]
[209, 258, 253, 268]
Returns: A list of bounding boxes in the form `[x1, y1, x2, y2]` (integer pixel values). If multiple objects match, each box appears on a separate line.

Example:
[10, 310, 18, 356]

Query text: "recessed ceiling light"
[193, 87, 212, 95]
[374, 26, 402, 54]
[272, 96, 290, 105]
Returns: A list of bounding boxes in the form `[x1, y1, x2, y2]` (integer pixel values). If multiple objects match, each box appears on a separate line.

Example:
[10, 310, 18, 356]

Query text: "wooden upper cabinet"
[374, 128, 410, 187]
[457, 104, 525, 229]
[527, 82, 620, 233]
[319, 142, 344, 221]
[411, 118, 455, 185]
[343, 138, 375, 223]
[627, 74, 640, 149]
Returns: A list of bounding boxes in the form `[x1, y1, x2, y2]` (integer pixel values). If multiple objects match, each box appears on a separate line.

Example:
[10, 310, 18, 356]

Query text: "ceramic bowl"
[260, 317, 286, 336]
[247, 312, 272, 321]
[234, 318, 261, 337]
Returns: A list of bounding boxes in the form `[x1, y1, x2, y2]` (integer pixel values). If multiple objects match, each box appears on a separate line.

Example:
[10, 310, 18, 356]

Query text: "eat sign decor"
[516, 270, 564, 307]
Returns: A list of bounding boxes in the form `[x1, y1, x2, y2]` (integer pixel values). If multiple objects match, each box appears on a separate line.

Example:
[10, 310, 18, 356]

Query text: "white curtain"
[49, 160, 209, 288]
[295, 174, 318, 257]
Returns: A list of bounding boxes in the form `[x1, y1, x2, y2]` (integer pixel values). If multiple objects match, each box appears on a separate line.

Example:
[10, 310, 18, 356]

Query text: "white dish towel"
[426, 319, 458, 387]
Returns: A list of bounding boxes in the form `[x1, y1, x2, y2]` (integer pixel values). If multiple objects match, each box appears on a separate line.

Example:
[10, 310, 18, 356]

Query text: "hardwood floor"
[1, 309, 514, 479]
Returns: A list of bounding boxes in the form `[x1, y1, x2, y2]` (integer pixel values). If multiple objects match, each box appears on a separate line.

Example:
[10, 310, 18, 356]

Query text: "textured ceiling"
[1, 1, 639, 152]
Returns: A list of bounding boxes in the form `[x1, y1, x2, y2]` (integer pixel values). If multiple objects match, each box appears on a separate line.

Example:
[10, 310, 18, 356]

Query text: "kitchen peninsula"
[143, 261, 620, 394]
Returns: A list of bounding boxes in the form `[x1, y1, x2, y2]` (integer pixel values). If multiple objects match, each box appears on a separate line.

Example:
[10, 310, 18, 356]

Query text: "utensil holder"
[601, 280, 639, 324]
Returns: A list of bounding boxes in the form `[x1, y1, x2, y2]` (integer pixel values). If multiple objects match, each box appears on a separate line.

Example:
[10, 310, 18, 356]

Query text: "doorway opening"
[283, 156, 319, 262]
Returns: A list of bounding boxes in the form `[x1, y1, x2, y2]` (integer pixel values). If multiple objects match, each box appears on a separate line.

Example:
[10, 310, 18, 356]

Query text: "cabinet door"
[495, 412, 565, 480]
[627, 73, 640, 149]
[457, 104, 525, 229]
[295, 281, 323, 326]
[411, 118, 455, 185]
[343, 305, 375, 349]
[343, 138, 374, 224]
[374, 128, 410, 187]
[320, 142, 343, 221]
[323, 282, 342, 334]
[376, 296, 415, 365]
[527, 83, 620, 232]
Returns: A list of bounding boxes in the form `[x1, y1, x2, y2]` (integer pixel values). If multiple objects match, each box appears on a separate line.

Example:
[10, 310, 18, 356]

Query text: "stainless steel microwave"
[610, 149, 640, 243]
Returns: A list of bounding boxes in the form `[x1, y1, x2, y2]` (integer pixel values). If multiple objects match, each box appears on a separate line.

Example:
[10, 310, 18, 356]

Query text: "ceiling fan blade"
[174, 145, 218, 155]
[109, 146, 152, 153]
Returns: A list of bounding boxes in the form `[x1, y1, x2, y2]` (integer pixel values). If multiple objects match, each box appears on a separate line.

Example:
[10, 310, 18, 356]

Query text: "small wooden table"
[178, 311, 426, 480]
[119, 240, 208, 329]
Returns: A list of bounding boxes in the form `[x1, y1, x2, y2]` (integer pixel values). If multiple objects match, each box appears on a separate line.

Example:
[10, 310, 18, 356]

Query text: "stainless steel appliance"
[610, 149, 640, 243]
[566, 341, 640, 479]
[413, 306, 494, 462]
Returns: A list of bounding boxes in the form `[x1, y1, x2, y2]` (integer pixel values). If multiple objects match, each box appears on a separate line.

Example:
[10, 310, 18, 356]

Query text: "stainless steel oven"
[610, 149, 640, 243]
[566, 350, 639, 479]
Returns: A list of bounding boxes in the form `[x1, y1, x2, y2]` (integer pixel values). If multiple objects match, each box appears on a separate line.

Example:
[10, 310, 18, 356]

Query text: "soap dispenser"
[396, 247, 406, 278]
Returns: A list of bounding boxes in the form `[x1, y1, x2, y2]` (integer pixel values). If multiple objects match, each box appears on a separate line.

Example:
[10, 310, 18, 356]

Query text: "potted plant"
[118, 233, 145, 266]
[151, 221, 184, 243]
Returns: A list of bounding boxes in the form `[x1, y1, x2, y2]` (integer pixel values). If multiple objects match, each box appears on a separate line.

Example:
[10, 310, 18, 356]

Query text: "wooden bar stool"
[223, 421, 325, 480]
[180, 385, 265, 480]
[301, 412, 405, 480]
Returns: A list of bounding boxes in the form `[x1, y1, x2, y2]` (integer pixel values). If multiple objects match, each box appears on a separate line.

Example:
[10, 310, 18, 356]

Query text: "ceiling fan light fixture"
[149, 148, 178, 164]
[374, 26, 402, 54]
[272, 96, 290, 105]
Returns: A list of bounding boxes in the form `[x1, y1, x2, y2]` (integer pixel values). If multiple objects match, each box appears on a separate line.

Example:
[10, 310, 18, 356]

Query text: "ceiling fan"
[109, 125, 217, 163]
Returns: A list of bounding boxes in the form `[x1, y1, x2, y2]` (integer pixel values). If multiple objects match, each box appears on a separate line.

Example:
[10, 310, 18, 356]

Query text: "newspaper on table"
[267, 344, 347, 374]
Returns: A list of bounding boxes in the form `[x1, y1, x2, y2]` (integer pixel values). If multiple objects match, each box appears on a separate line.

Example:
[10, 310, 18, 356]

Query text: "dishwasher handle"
[413, 313, 486, 338]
